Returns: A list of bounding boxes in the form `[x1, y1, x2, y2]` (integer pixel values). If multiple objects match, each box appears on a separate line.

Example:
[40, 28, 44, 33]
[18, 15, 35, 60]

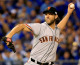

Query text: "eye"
[45, 13, 47, 15]
[45, 12, 49, 15]
[49, 13, 53, 15]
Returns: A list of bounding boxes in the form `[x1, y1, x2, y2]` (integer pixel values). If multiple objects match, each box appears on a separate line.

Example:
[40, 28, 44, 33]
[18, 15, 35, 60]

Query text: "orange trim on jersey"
[25, 24, 34, 35]
[25, 24, 32, 31]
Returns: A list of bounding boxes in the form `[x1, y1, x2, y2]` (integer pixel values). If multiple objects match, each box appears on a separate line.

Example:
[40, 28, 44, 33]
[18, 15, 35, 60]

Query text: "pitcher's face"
[45, 12, 58, 25]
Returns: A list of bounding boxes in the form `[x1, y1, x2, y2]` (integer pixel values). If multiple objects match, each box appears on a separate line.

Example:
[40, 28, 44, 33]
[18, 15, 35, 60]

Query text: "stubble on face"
[45, 14, 55, 25]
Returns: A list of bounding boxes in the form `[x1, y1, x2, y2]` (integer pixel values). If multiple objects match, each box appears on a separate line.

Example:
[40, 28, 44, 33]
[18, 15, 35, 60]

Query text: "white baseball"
[70, 4, 75, 8]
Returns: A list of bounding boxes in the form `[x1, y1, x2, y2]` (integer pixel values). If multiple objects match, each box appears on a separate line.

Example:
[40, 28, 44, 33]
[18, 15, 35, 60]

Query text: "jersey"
[25, 22, 60, 63]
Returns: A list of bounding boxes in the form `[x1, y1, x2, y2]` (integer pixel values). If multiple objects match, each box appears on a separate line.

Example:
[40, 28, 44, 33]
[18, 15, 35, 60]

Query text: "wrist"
[67, 12, 71, 16]
[6, 35, 12, 38]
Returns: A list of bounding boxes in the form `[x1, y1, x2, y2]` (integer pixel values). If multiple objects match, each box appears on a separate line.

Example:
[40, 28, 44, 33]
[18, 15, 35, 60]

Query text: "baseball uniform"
[24, 22, 60, 65]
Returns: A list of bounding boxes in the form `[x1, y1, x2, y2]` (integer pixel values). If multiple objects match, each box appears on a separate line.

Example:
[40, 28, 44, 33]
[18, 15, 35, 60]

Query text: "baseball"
[70, 4, 75, 8]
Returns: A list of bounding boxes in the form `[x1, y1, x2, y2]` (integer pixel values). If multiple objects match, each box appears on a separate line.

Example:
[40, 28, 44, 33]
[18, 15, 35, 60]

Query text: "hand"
[68, 3, 75, 15]
[2, 37, 16, 52]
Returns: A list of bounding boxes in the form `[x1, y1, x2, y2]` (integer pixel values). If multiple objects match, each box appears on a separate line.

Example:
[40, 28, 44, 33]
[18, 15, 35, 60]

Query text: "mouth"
[47, 17, 49, 19]
[46, 18, 50, 21]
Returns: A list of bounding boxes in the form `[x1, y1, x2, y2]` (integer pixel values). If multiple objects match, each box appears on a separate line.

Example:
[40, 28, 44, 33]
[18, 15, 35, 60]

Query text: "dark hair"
[55, 17, 61, 24]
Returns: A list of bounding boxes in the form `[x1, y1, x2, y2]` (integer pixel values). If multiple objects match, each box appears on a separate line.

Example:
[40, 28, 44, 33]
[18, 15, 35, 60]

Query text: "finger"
[68, 3, 74, 7]
[68, 3, 75, 9]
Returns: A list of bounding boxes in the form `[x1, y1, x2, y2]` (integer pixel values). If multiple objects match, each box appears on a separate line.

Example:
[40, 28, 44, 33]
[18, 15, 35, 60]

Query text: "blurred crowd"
[0, 0, 80, 65]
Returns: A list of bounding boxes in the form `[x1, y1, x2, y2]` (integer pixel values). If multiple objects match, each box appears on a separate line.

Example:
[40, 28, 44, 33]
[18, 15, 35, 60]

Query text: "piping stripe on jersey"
[25, 24, 33, 31]
[44, 22, 56, 62]
[40, 23, 55, 62]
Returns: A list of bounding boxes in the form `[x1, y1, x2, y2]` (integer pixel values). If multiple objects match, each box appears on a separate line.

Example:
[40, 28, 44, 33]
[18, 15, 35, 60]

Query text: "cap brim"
[43, 10, 55, 14]
[43, 10, 49, 14]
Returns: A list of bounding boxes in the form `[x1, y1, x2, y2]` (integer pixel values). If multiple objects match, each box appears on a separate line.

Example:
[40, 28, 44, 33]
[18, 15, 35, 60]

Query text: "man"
[2, 3, 75, 65]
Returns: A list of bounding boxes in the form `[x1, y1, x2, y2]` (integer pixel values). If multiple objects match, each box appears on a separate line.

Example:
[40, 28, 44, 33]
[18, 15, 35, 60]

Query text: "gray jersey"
[25, 22, 60, 63]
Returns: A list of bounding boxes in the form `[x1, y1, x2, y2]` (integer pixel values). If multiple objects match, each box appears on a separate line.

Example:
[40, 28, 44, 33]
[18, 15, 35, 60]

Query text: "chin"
[47, 21, 51, 24]
[46, 22, 49, 24]
[46, 21, 51, 24]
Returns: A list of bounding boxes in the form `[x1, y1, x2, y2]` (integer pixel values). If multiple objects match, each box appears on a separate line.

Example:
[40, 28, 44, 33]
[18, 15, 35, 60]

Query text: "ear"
[55, 15, 58, 19]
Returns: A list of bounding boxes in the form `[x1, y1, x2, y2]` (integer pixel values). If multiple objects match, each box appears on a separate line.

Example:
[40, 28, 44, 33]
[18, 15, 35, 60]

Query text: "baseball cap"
[43, 7, 57, 15]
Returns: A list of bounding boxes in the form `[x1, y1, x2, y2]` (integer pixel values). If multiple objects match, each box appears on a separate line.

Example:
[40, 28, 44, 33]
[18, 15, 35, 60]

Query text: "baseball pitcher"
[2, 3, 75, 65]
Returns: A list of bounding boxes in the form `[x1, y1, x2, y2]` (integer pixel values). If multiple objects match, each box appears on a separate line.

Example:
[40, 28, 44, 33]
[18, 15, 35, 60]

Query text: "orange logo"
[48, 7, 51, 10]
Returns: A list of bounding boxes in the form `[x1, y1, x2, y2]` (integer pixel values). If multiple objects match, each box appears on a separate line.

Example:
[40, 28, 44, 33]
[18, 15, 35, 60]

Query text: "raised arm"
[57, 3, 75, 30]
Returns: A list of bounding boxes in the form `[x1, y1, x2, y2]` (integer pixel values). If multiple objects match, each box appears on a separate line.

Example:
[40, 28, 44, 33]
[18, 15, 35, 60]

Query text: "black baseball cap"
[43, 7, 57, 15]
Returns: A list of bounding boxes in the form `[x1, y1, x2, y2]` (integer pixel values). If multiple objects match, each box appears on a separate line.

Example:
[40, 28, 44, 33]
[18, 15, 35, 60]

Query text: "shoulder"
[27, 23, 41, 26]
[54, 25, 61, 31]
[41, 22, 47, 26]
[26, 22, 47, 29]
[41, 22, 47, 27]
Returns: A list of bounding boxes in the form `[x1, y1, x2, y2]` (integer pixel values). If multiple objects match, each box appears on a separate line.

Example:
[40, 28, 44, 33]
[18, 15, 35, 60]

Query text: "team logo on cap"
[48, 7, 51, 10]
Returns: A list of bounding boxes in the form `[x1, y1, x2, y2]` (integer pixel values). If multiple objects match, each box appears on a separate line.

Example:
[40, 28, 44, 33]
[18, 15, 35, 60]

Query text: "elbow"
[16, 24, 25, 31]
[17, 24, 24, 28]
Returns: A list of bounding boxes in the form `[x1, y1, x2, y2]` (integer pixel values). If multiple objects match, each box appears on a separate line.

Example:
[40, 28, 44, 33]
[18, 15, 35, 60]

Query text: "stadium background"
[0, 0, 80, 65]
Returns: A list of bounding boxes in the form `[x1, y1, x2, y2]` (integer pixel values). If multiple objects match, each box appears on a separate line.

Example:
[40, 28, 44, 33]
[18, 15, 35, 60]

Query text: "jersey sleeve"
[24, 23, 41, 36]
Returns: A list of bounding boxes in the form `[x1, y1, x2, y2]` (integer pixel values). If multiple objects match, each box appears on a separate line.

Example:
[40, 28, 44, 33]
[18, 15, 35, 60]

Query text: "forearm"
[57, 3, 75, 30]
[57, 13, 71, 29]
[6, 24, 24, 38]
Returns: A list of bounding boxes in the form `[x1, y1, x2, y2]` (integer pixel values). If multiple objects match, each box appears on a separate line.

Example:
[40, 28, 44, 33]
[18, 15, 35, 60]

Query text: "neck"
[49, 22, 55, 29]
